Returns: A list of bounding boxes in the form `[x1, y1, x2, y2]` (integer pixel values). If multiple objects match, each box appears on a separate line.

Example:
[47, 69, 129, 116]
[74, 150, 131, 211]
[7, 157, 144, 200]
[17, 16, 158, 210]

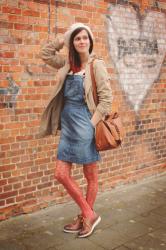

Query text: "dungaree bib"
[57, 74, 100, 164]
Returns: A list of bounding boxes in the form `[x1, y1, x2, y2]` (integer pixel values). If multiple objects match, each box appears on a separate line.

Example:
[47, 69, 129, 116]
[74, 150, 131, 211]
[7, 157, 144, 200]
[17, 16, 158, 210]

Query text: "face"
[73, 29, 90, 55]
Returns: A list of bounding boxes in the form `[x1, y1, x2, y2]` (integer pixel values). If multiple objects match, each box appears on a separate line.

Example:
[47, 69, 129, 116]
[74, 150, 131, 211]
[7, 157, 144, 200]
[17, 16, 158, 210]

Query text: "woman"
[40, 23, 113, 238]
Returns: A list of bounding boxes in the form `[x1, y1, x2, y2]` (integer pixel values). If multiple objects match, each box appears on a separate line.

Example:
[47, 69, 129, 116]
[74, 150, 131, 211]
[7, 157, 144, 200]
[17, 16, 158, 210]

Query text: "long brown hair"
[69, 27, 93, 73]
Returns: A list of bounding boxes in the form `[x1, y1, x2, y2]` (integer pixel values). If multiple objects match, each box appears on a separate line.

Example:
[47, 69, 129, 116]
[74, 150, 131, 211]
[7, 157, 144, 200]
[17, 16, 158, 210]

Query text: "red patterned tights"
[55, 160, 98, 219]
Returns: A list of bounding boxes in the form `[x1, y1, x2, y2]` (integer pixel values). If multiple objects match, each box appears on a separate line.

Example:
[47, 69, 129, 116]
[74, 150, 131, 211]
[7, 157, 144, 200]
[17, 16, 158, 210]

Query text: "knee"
[83, 165, 98, 182]
[54, 170, 62, 182]
[55, 170, 67, 183]
[54, 162, 70, 183]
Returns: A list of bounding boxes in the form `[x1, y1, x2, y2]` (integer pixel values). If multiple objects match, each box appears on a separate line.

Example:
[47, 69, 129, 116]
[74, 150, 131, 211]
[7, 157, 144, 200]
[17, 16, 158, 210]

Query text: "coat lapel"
[51, 54, 96, 100]
[52, 63, 70, 97]
[84, 53, 96, 97]
[59, 63, 70, 86]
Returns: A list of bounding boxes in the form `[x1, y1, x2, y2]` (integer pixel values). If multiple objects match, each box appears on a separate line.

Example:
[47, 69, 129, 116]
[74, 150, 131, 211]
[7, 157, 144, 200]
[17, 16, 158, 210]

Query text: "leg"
[77, 162, 101, 238]
[83, 162, 98, 210]
[55, 159, 94, 219]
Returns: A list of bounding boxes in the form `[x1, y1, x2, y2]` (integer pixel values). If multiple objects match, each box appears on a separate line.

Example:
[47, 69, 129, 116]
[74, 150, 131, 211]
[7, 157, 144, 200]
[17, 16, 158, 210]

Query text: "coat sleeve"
[40, 36, 66, 69]
[91, 59, 113, 126]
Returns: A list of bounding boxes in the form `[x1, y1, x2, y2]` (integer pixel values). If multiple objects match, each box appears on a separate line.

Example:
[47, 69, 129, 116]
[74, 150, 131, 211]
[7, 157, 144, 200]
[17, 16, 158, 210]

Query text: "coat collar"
[83, 53, 97, 97]
[59, 53, 96, 77]
[87, 53, 97, 64]
[56, 53, 97, 96]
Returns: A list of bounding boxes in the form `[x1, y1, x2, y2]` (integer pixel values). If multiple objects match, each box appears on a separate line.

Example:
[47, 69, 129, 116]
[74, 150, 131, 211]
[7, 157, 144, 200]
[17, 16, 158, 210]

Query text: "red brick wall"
[0, 0, 166, 220]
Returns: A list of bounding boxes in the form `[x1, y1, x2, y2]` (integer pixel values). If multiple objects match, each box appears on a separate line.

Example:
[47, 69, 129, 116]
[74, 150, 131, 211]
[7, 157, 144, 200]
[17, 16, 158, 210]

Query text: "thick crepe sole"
[63, 228, 81, 233]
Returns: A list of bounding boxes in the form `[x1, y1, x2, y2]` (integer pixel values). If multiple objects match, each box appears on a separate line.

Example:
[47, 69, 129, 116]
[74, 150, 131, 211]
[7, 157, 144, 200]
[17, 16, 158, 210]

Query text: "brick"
[0, 137, 15, 144]
[13, 183, 22, 189]
[22, 10, 40, 17]
[37, 182, 52, 190]
[19, 186, 36, 195]
[15, 108, 32, 115]
[32, 178, 40, 185]
[10, 143, 20, 150]
[8, 177, 20, 184]
[1, 144, 10, 151]
[23, 203, 40, 213]
[16, 135, 33, 141]
[35, 158, 50, 165]
[6, 197, 15, 205]
[14, 23, 33, 31]
[0, 164, 15, 172]
[0, 52, 14, 58]
[67, 3, 82, 10]
[23, 180, 32, 187]
[0, 21, 13, 29]
[5, 123, 23, 129]
[17, 161, 34, 169]
[24, 94, 41, 100]
[0, 191, 18, 199]
[33, 25, 48, 32]
[0, 200, 5, 207]
[0, 151, 6, 158]
[2, 171, 11, 179]
[41, 176, 49, 182]
[75, 17, 89, 23]
[83, 5, 96, 12]
[33, 107, 44, 113]
[27, 172, 43, 179]
[33, 0, 49, 4]
[7, 149, 25, 157]
[0, 179, 7, 187]
[2, 6, 21, 15]
[16, 195, 25, 202]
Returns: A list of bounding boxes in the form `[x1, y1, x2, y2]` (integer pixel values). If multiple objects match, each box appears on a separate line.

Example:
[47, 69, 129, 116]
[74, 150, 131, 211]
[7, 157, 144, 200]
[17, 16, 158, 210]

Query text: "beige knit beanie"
[64, 23, 93, 47]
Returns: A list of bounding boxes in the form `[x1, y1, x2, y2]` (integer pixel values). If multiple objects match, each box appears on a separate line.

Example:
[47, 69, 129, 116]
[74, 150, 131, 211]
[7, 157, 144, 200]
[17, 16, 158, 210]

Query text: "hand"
[57, 34, 64, 49]
[48, 33, 64, 49]
[90, 119, 95, 128]
[58, 38, 64, 49]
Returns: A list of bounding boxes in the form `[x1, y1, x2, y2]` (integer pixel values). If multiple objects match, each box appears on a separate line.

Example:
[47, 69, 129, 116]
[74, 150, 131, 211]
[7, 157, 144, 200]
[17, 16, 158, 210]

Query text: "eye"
[74, 36, 81, 41]
[74, 35, 89, 42]
[83, 35, 88, 40]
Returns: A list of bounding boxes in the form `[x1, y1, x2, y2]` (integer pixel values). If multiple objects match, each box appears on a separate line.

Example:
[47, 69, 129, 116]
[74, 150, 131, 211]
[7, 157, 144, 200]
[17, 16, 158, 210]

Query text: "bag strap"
[90, 59, 99, 106]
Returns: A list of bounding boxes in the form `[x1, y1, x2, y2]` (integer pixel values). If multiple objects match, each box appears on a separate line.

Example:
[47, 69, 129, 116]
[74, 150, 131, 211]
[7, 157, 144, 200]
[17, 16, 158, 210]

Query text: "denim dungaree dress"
[57, 73, 100, 164]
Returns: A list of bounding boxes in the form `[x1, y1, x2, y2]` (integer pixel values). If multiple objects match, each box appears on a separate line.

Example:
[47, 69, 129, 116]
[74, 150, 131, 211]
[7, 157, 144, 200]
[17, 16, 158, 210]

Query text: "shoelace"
[74, 214, 83, 222]
[81, 217, 91, 230]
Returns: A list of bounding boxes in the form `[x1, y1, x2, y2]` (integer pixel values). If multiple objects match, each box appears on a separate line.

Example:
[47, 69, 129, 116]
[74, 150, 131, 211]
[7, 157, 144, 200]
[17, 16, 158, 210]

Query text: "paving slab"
[97, 207, 139, 230]
[89, 226, 127, 249]
[148, 228, 166, 244]
[124, 233, 166, 250]
[48, 238, 106, 250]
[0, 240, 26, 250]
[0, 174, 165, 250]
[113, 246, 130, 250]
[135, 210, 166, 229]
[150, 205, 166, 217]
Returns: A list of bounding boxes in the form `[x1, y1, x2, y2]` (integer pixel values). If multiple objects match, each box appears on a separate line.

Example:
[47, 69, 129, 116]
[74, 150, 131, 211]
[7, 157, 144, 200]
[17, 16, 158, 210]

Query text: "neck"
[79, 53, 89, 68]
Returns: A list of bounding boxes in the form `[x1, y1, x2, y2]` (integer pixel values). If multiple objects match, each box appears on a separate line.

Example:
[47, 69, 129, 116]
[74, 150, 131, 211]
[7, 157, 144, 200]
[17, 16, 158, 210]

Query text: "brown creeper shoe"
[77, 214, 101, 238]
[63, 214, 83, 233]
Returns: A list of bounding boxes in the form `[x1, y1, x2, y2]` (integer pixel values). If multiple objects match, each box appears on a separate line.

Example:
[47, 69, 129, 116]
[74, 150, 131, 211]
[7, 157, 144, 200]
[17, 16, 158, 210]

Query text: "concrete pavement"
[0, 174, 166, 250]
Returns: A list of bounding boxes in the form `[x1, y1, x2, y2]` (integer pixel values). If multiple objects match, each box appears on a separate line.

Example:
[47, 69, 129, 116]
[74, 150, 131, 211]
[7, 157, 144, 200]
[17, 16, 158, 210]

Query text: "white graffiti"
[106, 4, 166, 112]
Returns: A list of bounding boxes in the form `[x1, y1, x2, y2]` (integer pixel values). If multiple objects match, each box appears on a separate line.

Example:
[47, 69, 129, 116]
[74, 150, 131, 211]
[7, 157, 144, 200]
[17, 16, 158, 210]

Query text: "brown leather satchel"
[90, 60, 124, 151]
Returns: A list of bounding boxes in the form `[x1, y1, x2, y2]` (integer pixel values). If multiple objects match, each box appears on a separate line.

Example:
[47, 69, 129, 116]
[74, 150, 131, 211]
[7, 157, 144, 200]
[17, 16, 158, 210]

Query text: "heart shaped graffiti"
[106, 3, 166, 112]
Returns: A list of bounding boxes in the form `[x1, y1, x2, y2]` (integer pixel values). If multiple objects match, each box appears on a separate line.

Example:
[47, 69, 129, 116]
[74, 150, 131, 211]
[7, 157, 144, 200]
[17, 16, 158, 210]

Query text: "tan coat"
[39, 36, 113, 137]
